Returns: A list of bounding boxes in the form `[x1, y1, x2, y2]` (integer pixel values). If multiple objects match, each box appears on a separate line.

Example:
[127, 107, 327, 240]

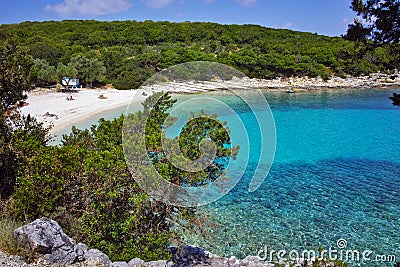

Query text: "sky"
[0, 0, 356, 37]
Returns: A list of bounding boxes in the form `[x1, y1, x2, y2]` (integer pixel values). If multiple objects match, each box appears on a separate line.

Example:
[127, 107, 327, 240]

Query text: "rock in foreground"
[11, 217, 313, 266]
[14, 217, 85, 265]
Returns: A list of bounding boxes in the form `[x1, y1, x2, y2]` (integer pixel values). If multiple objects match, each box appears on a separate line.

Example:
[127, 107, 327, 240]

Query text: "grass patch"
[0, 218, 22, 255]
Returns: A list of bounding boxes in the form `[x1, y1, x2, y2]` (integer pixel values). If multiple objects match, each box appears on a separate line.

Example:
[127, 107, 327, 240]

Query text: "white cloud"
[45, 0, 131, 17]
[236, 0, 258, 7]
[142, 0, 173, 8]
[341, 17, 351, 25]
[284, 22, 293, 28]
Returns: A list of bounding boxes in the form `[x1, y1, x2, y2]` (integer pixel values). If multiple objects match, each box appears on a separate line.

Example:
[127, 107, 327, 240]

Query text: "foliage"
[0, 218, 23, 255]
[7, 92, 235, 261]
[115, 67, 156, 90]
[141, 92, 238, 187]
[345, 0, 400, 70]
[0, 217, 37, 262]
[344, 19, 372, 42]
[32, 58, 57, 85]
[348, 0, 400, 43]
[56, 62, 78, 85]
[29, 41, 65, 66]
[1, 20, 399, 89]
[0, 40, 49, 200]
[389, 92, 400, 106]
[8, 117, 171, 261]
[70, 54, 106, 85]
[0, 41, 33, 109]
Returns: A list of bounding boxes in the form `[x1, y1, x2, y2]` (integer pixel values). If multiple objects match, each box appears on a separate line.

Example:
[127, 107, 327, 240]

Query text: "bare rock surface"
[14, 218, 84, 265]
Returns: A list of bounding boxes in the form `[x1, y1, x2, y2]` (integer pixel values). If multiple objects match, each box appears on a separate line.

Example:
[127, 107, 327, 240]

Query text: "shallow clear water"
[173, 88, 400, 265]
[55, 88, 400, 265]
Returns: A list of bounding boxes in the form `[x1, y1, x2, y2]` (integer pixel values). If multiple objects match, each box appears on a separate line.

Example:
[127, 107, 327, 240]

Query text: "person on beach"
[43, 112, 58, 119]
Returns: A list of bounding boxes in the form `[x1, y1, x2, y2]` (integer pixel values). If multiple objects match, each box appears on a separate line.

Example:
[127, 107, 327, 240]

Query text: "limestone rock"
[127, 258, 145, 266]
[111, 261, 130, 267]
[13, 217, 83, 265]
[144, 260, 171, 267]
[83, 249, 112, 266]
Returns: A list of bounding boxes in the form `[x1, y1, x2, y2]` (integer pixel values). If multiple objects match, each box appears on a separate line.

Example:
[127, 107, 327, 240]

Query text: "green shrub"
[8, 92, 234, 262]
[0, 218, 21, 255]
[9, 118, 173, 261]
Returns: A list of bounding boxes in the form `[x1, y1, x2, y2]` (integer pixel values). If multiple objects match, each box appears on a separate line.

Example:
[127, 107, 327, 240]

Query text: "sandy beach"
[20, 88, 151, 135]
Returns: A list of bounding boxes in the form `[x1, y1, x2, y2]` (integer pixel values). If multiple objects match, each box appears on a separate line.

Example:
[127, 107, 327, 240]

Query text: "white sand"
[20, 88, 150, 134]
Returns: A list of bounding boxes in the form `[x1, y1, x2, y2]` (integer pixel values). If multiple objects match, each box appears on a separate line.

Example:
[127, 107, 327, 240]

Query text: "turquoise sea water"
[57, 88, 400, 265]
[172, 88, 400, 265]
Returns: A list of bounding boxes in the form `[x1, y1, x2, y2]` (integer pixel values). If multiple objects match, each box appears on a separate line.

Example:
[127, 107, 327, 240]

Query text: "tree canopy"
[1, 20, 399, 89]
[70, 54, 106, 85]
[347, 0, 400, 43]
[389, 92, 400, 106]
[0, 41, 49, 199]
[0, 42, 33, 109]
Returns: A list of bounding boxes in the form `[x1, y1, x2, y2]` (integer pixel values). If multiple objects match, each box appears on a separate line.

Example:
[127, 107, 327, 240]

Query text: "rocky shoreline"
[1, 217, 344, 267]
[142, 71, 400, 93]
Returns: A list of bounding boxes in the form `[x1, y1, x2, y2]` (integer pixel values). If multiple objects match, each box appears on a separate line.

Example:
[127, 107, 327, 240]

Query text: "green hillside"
[1, 20, 398, 89]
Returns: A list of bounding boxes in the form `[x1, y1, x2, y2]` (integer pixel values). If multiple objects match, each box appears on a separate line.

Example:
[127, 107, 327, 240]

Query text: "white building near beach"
[61, 77, 79, 87]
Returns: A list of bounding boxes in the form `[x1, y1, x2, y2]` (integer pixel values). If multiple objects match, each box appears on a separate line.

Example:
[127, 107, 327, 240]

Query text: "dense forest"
[0, 20, 399, 89]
